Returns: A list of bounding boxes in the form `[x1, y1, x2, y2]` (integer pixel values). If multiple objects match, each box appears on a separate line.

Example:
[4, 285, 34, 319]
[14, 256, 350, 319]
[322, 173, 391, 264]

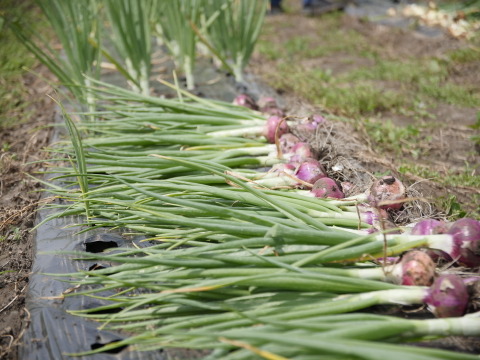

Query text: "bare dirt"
[0, 7, 479, 360]
[0, 69, 54, 360]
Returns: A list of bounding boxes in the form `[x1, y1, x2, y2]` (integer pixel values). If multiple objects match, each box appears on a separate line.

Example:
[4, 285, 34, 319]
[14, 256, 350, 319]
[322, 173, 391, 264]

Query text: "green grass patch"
[258, 11, 480, 117]
[364, 119, 425, 158]
[0, 0, 43, 128]
[447, 46, 480, 63]
[398, 163, 480, 189]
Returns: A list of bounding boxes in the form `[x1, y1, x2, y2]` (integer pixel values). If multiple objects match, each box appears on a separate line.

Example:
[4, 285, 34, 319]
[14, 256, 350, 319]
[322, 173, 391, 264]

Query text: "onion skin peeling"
[368, 175, 406, 210]
[311, 177, 345, 199]
[279, 133, 301, 154]
[425, 275, 469, 318]
[409, 218, 480, 268]
[446, 218, 480, 268]
[394, 250, 436, 286]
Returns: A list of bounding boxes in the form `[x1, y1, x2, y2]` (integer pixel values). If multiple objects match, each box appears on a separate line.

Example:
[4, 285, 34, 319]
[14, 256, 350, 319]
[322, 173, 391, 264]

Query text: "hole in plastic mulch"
[85, 240, 119, 253]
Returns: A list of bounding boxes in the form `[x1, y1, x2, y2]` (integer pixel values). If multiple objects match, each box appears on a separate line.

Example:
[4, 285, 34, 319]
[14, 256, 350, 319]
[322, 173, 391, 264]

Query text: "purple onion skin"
[295, 159, 327, 184]
[399, 250, 435, 286]
[279, 134, 301, 154]
[411, 219, 448, 235]
[233, 94, 257, 110]
[296, 114, 327, 132]
[425, 275, 469, 318]
[357, 205, 389, 226]
[288, 143, 316, 164]
[311, 114, 326, 125]
[311, 178, 345, 199]
[368, 176, 406, 210]
[264, 115, 289, 144]
[447, 218, 480, 268]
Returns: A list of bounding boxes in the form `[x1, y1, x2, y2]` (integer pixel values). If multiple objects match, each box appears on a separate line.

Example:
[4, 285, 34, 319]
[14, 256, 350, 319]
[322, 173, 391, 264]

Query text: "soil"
[0, 5, 479, 360]
[0, 69, 54, 360]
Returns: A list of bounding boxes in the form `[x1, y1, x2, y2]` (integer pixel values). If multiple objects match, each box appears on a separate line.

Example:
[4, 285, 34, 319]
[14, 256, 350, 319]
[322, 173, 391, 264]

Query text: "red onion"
[288, 142, 317, 164]
[295, 159, 327, 184]
[296, 114, 326, 132]
[398, 250, 435, 286]
[263, 115, 289, 144]
[425, 274, 469, 318]
[411, 219, 448, 235]
[232, 94, 257, 110]
[446, 218, 480, 268]
[279, 133, 301, 154]
[311, 114, 326, 125]
[311, 178, 345, 199]
[368, 176, 406, 210]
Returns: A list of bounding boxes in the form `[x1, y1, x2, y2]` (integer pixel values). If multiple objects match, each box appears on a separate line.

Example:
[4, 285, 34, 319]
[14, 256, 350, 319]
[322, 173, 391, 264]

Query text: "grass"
[0, 0, 42, 128]
[398, 163, 480, 189]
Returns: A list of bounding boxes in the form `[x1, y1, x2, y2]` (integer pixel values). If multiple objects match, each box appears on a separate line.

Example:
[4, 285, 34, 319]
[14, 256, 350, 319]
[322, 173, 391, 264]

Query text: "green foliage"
[153, 0, 201, 91]
[104, 0, 152, 95]
[200, 0, 267, 83]
[398, 162, 480, 188]
[0, 0, 40, 128]
[8, 0, 101, 109]
[470, 111, 480, 145]
[365, 120, 423, 158]
[447, 46, 480, 63]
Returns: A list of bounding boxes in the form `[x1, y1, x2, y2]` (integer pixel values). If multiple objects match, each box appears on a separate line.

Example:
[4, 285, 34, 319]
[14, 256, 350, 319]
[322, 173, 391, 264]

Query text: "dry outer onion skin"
[311, 177, 345, 199]
[279, 133, 301, 154]
[399, 250, 436, 286]
[368, 175, 406, 210]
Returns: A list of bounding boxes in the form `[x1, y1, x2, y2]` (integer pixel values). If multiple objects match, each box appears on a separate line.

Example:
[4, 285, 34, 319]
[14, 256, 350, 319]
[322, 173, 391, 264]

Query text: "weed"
[439, 195, 468, 220]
